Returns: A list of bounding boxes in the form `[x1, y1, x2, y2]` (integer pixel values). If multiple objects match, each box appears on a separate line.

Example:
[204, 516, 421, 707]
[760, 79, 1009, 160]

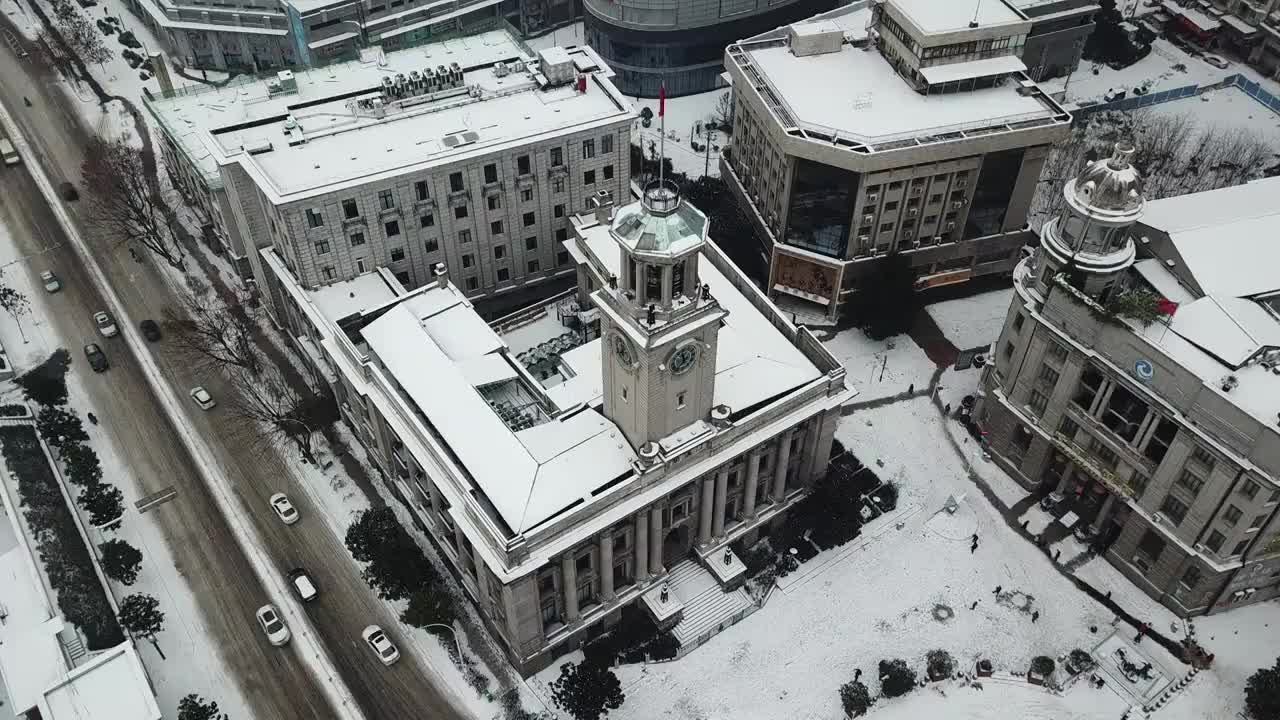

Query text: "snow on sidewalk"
[823, 329, 937, 404]
[926, 288, 1014, 352]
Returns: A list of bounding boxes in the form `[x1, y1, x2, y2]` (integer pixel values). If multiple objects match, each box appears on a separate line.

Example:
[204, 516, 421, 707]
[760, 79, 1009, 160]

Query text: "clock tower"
[594, 181, 727, 452]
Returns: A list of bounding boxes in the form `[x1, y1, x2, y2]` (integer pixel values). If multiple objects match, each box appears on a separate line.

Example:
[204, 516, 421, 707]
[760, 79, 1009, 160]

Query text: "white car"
[1204, 54, 1229, 69]
[189, 386, 216, 410]
[255, 604, 291, 646]
[362, 625, 400, 666]
[269, 493, 299, 525]
[40, 270, 61, 293]
[288, 568, 318, 602]
[94, 311, 118, 338]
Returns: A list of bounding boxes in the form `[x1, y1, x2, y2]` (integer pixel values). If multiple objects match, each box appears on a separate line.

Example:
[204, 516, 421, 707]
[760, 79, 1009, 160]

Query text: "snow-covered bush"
[839, 679, 872, 717]
[878, 659, 917, 698]
[926, 649, 954, 681]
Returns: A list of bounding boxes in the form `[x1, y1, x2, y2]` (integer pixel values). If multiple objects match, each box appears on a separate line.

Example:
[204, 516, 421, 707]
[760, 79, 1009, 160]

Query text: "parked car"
[269, 493, 300, 525]
[94, 311, 118, 338]
[83, 343, 108, 372]
[139, 319, 162, 342]
[255, 604, 291, 646]
[288, 568, 318, 602]
[58, 181, 78, 201]
[189, 386, 216, 410]
[40, 270, 61, 293]
[361, 625, 400, 666]
[1204, 54, 1229, 69]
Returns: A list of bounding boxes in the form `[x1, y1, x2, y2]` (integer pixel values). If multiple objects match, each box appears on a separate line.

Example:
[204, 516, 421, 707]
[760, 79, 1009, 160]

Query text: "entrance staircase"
[665, 560, 756, 648]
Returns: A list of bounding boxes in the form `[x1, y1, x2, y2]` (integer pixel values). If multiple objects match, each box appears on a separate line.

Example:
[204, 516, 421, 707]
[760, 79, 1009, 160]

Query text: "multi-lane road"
[0, 22, 470, 720]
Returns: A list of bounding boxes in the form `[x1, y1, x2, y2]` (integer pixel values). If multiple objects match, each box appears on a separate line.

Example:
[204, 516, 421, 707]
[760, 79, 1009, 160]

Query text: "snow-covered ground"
[0, 214, 255, 719]
[822, 330, 938, 403]
[1143, 87, 1280, 145]
[630, 87, 730, 180]
[926, 288, 1014, 352]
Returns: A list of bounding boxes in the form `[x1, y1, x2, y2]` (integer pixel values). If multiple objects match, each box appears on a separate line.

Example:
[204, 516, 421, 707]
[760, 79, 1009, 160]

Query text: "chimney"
[590, 189, 613, 225]
[432, 262, 449, 289]
[150, 51, 175, 97]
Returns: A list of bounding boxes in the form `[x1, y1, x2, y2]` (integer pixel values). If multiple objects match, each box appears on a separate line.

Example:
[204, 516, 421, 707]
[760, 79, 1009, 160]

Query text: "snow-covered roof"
[891, 0, 1026, 34]
[0, 548, 64, 715]
[309, 271, 400, 324]
[919, 54, 1028, 84]
[1168, 296, 1280, 368]
[734, 5, 1062, 150]
[1161, 0, 1222, 31]
[1140, 178, 1280, 298]
[1132, 258, 1195, 305]
[41, 645, 160, 720]
[1221, 13, 1258, 33]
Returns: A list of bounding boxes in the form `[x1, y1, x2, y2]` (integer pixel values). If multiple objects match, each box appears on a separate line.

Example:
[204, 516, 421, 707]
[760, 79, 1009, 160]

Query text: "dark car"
[139, 319, 162, 342]
[83, 343, 107, 372]
[59, 181, 78, 202]
[287, 568, 318, 603]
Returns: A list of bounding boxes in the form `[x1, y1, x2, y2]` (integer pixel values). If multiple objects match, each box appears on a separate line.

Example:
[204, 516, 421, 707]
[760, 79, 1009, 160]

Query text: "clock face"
[613, 334, 635, 369]
[670, 344, 698, 375]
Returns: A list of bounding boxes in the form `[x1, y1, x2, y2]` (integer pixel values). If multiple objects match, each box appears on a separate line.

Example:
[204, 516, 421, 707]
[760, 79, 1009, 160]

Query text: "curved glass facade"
[584, 0, 836, 97]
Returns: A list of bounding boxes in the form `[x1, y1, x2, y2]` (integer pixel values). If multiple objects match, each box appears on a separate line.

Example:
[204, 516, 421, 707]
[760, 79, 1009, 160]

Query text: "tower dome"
[1070, 142, 1144, 217]
[1039, 141, 1146, 280]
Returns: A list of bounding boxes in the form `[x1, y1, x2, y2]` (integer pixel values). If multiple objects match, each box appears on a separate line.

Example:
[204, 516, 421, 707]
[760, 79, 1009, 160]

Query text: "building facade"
[1011, 0, 1097, 81]
[148, 34, 631, 310]
[720, 0, 1071, 323]
[258, 181, 853, 674]
[977, 145, 1280, 616]
[583, 0, 838, 98]
[1206, 0, 1280, 77]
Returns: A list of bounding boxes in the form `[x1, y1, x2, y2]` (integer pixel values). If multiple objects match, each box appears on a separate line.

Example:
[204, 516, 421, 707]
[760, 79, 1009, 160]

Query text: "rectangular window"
[491, 220, 504, 235]
[583, 170, 596, 185]
[425, 238, 439, 253]
[458, 229, 471, 244]
[342, 198, 359, 219]
[315, 239, 331, 254]
[604, 165, 614, 181]
[379, 189, 395, 210]
[1074, 365, 1104, 412]
[1012, 425, 1033, 452]
[493, 245, 506, 259]
[306, 208, 324, 228]
[1013, 313, 1025, 332]
[415, 180, 429, 201]
[488, 195, 501, 211]
[517, 155, 531, 175]
[455, 205, 468, 219]
[1137, 529, 1165, 562]
[1223, 504, 1243, 526]
[1046, 341, 1068, 364]
[350, 232, 365, 246]
[550, 147, 563, 167]
[676, 391, 687, 409]
[1102, 382, 1149, 443]
[322, 265, 336, 280]
[484, 163, 498, 184]
[420, 213, 434, 228]
[1059, 416, 1079, 441]
[461, 254, 474, 268]
[1250, 514, 1268, 530]
[553, 177, 565, 193]
[384, 220, 400, 237]
[1204, 529, 1225, 553]
[497, 267, 510, 282]
[1143, 417, 1178, 465]
[1179, 566, 1202, 589]
[449, 172, 465, 192]
[1160, 494, 1190, 525]
[355, 258, 367, 273]
[556, 228, 567, 242]
[1027, 389, 1049, 417]
[554, 204, 565, 218]
[521, 188, 533, 202]
[557, 250, 570, 266]
[390, 248, 405, 262]
[1002, 342, 1014, 360]
[523, 211, 536, 227]
[525, 236, 538, 251]
[1231, 539, 1249, 557]
[1176, 469, 1205, 496]
[884, 201, 899, 211]
[1088, 437, 1118, 469]
[527, 259, 539, 273]
[879, 222, 894, 233]
[1036, 364, 1060, 389]
[1239, 479, 1261, 500]
[582, 139, 595, 158]
[465, 276, 478, 291]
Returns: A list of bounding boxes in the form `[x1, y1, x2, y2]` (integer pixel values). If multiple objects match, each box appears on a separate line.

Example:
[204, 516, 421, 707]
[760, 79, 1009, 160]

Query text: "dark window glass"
[784, 158, 859, 258]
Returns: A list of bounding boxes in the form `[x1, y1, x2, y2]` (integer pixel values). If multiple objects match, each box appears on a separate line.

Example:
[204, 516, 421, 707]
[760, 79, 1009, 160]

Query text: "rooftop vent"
[243, 139, 273, 155]
[1016, 79, 1036, 96]
[788, 21, 844, 57]
[441, 130, 479, 148]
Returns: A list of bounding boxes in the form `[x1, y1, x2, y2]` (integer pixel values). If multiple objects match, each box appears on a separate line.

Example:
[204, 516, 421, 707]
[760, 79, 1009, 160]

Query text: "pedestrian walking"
[1054, 549, 1062, 562]
[970, 600, 979, 610]
[972, 533, 979, 543]
[994, 585, 1002, 595]
[970, 543, 977, 554]
[1105, 591, 1112, 600]
[854, 668, 862, 681]
[1032, 611, 1040, 623]
[1021, 519, 1030, 530]
[908, 383, 915, 394]
[86, 412, 98, 425]
[944, 403, 952, 415]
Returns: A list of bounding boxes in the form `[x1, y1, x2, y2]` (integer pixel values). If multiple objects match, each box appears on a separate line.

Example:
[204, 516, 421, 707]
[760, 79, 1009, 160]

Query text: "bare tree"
[164, 277, 261, 374]
[0, 283, 31, 344]
[81, 137, 187, 272]
[227, 362, 318, 464]
[713, 91, 734, 134]
[48, 0, 111, 67]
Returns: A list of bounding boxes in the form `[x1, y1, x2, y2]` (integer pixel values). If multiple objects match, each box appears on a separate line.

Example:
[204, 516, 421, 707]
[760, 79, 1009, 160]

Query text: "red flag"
[1157, 298, 1179, 316]
[658, 83, 665, 118]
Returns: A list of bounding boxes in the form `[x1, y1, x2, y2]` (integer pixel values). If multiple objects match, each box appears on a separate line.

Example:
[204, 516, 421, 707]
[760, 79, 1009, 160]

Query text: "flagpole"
[658, 81, 666, 188]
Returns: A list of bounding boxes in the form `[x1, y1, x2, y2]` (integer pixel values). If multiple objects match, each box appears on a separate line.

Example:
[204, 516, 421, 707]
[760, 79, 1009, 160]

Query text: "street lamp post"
[422, 623, 462, 658]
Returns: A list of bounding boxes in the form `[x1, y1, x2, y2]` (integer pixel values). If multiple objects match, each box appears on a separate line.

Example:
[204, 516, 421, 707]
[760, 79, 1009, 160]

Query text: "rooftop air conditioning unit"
[867, 192, 878, 203]
[494, 61, 509, 77]
[951, 201, 963, 209]
[863, 214, 874, 224]
[945, 222, 956, 231]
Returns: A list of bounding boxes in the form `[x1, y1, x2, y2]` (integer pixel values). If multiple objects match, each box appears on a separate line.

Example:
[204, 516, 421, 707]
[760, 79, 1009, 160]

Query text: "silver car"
[256, 604, 291, 646]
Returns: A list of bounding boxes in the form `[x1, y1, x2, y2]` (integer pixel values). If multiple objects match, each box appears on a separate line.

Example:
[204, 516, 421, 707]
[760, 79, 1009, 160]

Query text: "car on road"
[39, 270, 60, 293]
[288, 568, 318, 602]
[1204, 54, 1229, 69]
[58, 181, 78, 202]
[83, 343, 108, 372]
[139, 319, 162, 342]
[269, 493, 299, 525]
[361, 625, 400, 666]
[94, 311, 118, 338]
[189, 386, 216, 410]
[255, 604, 291, 647]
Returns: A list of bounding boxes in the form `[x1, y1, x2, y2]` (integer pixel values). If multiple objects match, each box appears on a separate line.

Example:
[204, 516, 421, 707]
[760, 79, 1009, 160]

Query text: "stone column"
[649, 506, 664, 574]
[1092, 493, 1118, 533]
[712, 468, 729, 538]
[471, 543, 488, 600]
[743, 451, 762, 519]
[1091, 381, 1116, 419]
[699, 476, 715, 546]
[561, 552, 579, 623]
[772, 430, 794, 502]
[635, 511, 649, 582]
[1055, 465, 1076, 495]
[599, 531, 615, 601]
[453, 523, 469, 572]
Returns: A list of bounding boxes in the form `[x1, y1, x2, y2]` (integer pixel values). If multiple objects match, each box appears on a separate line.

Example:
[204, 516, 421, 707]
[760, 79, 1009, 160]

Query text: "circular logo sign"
[1134, 359, 1154, 382]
